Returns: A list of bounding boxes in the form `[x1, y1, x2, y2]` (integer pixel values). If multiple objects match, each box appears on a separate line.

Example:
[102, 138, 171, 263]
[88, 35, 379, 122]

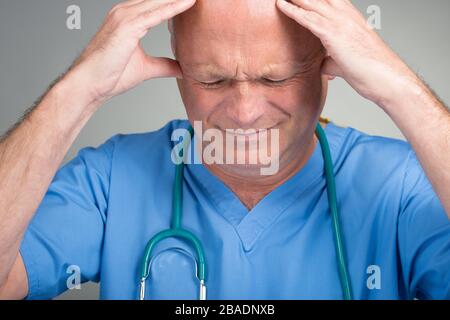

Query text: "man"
[0, 0, 449, 299]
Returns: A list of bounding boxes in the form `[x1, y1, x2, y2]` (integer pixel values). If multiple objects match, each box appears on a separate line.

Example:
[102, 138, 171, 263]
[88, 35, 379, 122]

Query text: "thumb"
[321, 56, 343, 79]
[144, 56, 183, 80]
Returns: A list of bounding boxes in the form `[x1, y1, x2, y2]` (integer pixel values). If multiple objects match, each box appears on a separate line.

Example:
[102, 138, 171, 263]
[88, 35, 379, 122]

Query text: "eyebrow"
[183, 63, 228, 78]
[261, 62, 305, 79]
[181, 61, 306, 80]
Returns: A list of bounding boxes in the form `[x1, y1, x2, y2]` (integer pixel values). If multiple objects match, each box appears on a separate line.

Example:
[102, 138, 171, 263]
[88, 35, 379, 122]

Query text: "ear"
[320, 47, 337, 80]
[321, 56, 342, 80]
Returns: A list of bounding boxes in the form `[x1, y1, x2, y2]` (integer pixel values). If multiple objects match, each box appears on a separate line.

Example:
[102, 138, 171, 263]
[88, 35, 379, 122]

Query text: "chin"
[213, 162, 276, 179]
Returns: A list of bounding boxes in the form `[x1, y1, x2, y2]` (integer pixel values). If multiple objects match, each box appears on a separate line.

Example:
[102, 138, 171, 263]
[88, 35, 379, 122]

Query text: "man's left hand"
[276, 0, 419, 108]
[277, 0, 450, 219]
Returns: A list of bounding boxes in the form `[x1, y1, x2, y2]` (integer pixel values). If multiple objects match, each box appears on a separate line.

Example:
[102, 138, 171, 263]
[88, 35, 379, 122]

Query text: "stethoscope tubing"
[139, 121, 352, 300]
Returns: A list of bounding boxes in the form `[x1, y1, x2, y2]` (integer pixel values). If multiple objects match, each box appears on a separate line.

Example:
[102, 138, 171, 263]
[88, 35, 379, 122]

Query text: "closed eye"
[200, 80, 227, 89]
[199, 78, 290, 89]
[261, 78, 289, 86]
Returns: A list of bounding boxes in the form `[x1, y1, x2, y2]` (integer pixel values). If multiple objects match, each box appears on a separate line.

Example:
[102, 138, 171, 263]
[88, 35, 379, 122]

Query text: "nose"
[227, 81, 265, 129]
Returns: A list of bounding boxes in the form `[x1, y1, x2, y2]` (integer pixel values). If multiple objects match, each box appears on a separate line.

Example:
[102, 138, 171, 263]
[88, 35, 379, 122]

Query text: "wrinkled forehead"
[173, 0, 281, 30]
[172, 0, 323, 74]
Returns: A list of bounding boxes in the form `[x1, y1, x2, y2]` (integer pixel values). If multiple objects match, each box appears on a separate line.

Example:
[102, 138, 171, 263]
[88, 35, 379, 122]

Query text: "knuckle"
[155, 1, 178, 13]
[108, 6, 127, 22]
[109, 1, 129, 13]
[328, 0, 339, 7]
[137, 1, 179, 24]
[141, 7, 160, 20]
[143, 7, 157, 17]
[108, 4, 122, 17]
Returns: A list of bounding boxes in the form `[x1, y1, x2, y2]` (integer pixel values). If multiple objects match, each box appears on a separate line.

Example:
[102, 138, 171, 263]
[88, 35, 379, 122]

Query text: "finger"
[135, 0, 196, 30]
[276, 0, 328, 38]
[129, 0, 182, 13]
[321, 56, 343, 78]
[109, 0, 144, 14]
[289, 0, 331, 17]
[144, 56, 183, 79]
[122, 0, 145, 8]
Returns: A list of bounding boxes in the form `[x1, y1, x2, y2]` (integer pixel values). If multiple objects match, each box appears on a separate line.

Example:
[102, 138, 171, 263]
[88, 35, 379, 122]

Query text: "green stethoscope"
[139, 121, 353, 300]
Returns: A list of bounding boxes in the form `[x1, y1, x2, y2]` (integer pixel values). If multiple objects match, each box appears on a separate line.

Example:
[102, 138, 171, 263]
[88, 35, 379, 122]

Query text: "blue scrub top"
[20, 120, 450, 300]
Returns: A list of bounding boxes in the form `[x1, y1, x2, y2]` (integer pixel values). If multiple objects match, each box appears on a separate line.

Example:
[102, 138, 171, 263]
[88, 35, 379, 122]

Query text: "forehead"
[173, 0, 323, 77]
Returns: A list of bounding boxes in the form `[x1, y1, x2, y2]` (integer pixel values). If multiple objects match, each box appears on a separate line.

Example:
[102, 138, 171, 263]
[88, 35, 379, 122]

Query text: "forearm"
[380, 76, 450, 218]
[0, 0, 193, 294]
[0, 70, 101, 286]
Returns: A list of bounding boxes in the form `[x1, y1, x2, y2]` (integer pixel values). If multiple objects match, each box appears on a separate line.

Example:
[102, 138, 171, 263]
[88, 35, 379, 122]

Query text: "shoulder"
[327, 122, 418, 201]
[109, 119, 189, 151]
[328, 121, 411, 160]
[99, 119, 190, 161]
[327, 122, 413, 170]
[70, 119, 190, 175]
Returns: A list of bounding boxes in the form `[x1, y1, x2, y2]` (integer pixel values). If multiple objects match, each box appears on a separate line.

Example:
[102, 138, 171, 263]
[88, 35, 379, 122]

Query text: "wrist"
[34, 70, 101, 138]
[376, 73, 440, 138]
[55, 67, 105, 113]
[376, 71, 426, 114]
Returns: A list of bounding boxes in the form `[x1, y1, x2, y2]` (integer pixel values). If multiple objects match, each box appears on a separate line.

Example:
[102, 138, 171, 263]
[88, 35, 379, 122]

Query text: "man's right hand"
[69, 0, 196, 104]
[0, 0, 196, 299]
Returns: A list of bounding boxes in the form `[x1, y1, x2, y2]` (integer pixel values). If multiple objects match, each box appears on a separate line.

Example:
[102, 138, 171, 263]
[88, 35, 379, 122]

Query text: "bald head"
[170, 0, 324, 72]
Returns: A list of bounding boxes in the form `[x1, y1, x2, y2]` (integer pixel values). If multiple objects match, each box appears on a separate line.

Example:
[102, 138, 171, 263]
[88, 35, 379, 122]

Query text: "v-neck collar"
[184, 122, 345, 251]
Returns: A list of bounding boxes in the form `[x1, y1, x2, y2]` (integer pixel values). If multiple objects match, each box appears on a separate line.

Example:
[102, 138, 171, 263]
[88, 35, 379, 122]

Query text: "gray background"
[0, 0, 448, 299]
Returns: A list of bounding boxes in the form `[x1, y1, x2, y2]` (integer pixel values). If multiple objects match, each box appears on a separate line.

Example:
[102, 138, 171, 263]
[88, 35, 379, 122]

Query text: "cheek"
[273, 74, 325, 118]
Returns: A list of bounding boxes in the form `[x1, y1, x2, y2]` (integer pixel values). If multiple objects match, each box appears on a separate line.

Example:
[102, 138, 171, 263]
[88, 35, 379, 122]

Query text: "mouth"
[219, 123, 280, 136]
[225, 129, 259, 138]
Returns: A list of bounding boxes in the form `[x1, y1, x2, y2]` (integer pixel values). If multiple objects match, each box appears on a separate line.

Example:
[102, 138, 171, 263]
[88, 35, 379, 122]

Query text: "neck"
[205, 126, 321, 210]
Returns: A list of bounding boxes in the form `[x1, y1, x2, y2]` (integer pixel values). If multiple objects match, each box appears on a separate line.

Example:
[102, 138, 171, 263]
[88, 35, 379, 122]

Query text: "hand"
[276, 0, 420, 107]
[67, 0, 196, 104]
